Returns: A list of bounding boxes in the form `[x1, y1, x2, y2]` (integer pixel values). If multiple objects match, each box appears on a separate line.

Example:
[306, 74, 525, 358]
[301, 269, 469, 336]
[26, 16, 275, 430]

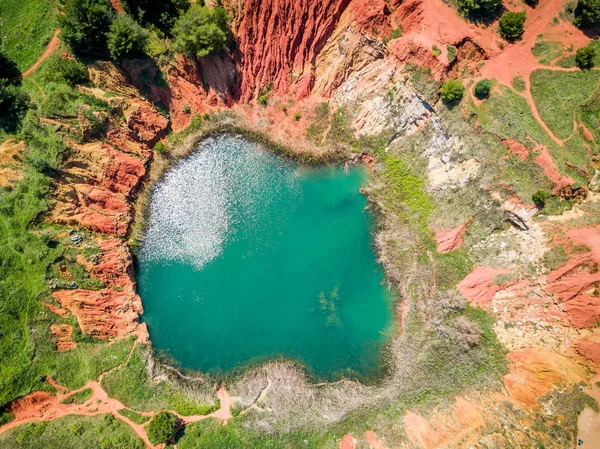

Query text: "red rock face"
[233, 0, 351, 101]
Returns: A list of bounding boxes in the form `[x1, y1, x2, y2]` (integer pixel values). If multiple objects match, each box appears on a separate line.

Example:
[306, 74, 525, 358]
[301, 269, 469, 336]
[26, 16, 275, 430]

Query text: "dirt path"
[0, 342, 234, 448]
[22, 29, 60, 78]
[577, 373, 600, 449]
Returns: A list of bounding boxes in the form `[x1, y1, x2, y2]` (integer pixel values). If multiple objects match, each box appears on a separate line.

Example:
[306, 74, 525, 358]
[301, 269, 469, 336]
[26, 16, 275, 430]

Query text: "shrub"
[172, 5, 228, 58]
[57, 58, 89, 86]
[447, 45, 458, 63]
[457, 0, 501, 16]
[59, 0, 114, 56]
[432, 45, 442, 57]
[532, 189, 548, 206]
[383, 27, 403, 45]
[474, 78, 492, 98]
[107, 15, 148, 60]
[524, 0, 538, 5]
[574, 0, 600, 27]
[146, 411, 178, 445]
[154, 142, 167, 154]
[575, 45, 597, 69]
[123, 0, 189, 34]
[0, 79, 29, 132]
[293, 112, 302, 121]
[441, 80, 465, 104]
[183, 105, 191, 114]
[499, 11, 526, 40]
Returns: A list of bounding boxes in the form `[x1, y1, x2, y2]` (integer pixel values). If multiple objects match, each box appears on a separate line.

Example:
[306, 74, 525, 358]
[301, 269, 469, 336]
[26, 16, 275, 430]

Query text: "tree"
[499, 11, 526, 40]
[172, 5, 228, 58]
[532, 190, 548, 207]
[575, 45, 597, 69]
[59, 0, 114, 56]
[122, 0, 189, 34]
[107, 15, 148, 60]
[574, 0, 600, 27]
[474, 78, 492, 99]
[457, 0, 501, 16]
[441, 80, 465, 104]
[0, 79, 29, 133]
[146, 411, 178, 445]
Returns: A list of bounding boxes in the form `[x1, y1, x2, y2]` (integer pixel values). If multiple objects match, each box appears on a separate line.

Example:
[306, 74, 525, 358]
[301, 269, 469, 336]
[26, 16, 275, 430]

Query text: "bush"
[153, 141, 167, 154]
[293, 112, 302, 121]
[146, 411, 178, 445]
[457, 0, 501, 16]
[574, 0, 600, 27]
[532, 189, 548, 206]
[441, 80, 465, 104]
[172, 5, 228, 58]
[575, 45, 597, 69]
[0, 79, 29, 132]
[524, 0, 538, 5]
[499, 11, 526, 40]
[107, 15, 148, 60]
[123, 0, 189, 34]
[474, 78, 492, 99]
[59, 0, 115, 56]
[57, 58, 89, 86]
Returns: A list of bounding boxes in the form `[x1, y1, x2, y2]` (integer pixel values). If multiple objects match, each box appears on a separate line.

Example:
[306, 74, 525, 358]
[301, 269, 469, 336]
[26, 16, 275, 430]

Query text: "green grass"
[531, 37, 565, 65]
[530, 69, 600, 140]
[0, 414, 145, 449]
[542, 246, 569, 271]
[0, 0, 58, 71]
[60, 387, 93, 405]
[118, 408, 150, 424]
[102, 344, 218, 415]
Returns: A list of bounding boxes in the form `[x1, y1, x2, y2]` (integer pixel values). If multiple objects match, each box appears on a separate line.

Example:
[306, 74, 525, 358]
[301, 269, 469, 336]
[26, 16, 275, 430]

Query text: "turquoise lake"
[137, 135, 394, 380]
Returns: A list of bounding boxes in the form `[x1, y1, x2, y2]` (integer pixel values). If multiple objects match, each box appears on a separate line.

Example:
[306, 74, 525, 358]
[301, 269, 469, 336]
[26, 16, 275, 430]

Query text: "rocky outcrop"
[233, 0, 352, 101]
[434, 222, 468, 253]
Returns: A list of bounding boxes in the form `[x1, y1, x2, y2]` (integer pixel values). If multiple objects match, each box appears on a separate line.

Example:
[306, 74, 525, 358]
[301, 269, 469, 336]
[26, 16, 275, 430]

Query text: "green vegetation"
[0, 77, 29, 134]
[441, 80, 465, 104]
[293, 112, 302, 121]
[59, 0, 114, 57]
[532, 189, 548, 206]
[531, 37, 565, 65]
[432, 45, 442, 57]
[457, 0, 501, 17]
[147, 411, 178, 445]
[576, 44, 598, 69]
[574, 0, 600, 27]
[107, 15, 148, 60]
[447, 45, 458, 63]
[122, 0, 189, 34]
[530, 69, 600, 140]
[172, 5, 229, 58]
[101, 344, 217, 415]
[543, 246, 569, 271]
[118, 408, 150, 424]
[0, 414, 145, 449]
[499, 11, 526, 40]
[383, 27, 403, 45]
[474, 78, 492, 99]
[0, 0, 58, 71]
[60, 388, 93, 405]
[512, 76, 526, 92]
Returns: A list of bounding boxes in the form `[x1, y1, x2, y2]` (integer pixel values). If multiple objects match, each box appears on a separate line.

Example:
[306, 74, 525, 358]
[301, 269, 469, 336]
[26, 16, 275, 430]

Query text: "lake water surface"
[137, 135, 394, 380]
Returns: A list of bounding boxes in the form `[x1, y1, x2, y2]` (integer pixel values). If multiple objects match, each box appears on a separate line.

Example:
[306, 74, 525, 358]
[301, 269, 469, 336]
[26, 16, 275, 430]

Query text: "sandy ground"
[578, 374, 600, 449]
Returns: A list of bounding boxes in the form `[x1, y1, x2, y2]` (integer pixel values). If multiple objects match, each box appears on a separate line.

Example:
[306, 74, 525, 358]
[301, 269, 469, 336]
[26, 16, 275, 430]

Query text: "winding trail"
[22, 29, 60, 78]
[0, 342, 234, 448]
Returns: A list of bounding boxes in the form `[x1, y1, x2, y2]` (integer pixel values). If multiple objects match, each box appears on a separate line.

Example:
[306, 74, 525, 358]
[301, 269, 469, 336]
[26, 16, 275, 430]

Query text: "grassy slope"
[0, 0, 58, 72]
[0, 414, 145, 449]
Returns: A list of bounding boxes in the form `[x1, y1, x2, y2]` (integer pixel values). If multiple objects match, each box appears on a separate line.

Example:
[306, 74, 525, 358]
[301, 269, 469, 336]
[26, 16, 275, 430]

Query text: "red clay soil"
[232, 0, 352, 101]
[339, 433, 356, 449]
[1, 370, 235, 448]
[457, 266, 508, 305]
[365, 430, 387, 449]
[433, 222, 469, 253]
[110, 0, 125, 14]
[534, 145, 575, 192]
[22, 29, 60, 78]
[504, 139, 530, 160]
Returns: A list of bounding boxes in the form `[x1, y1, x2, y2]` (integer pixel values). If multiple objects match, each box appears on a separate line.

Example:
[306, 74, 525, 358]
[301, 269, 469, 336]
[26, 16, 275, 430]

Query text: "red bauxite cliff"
[232, 0, 352, 101]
